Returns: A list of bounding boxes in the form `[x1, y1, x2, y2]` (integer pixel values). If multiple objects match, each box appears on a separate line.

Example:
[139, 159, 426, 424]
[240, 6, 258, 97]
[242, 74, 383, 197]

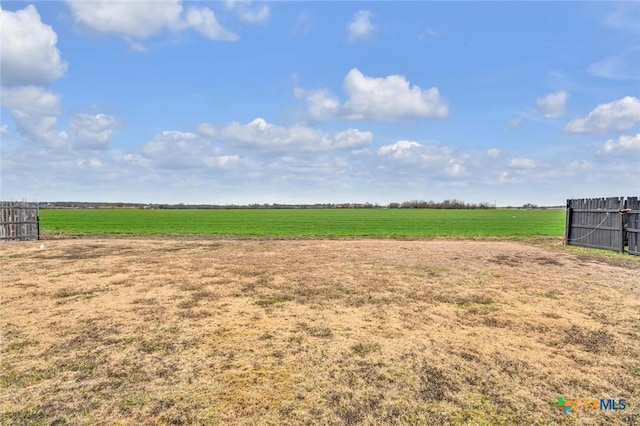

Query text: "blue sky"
[1, 1, 638, 205]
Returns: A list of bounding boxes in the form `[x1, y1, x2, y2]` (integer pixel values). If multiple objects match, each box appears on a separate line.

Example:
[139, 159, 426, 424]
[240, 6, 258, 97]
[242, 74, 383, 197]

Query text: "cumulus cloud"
[377, 141, 466, 177]
[376, 140, 548, 185]
[69, 113, 120, 150]
[67, 0, 237, 42]
[343, 69, 447, 120]
[508, 158, 537, 169]
[0, 86, 61, 116]
[0, 5, 67, 86]
[140, 130, 241, 169]
[223, 0, 270, 24]
[0, 86, 65, 145]
[1, 86, 121, 151]
[67, 1, 182, 38]
[300, 69, 447, 122]
[598, 133, 640, 156]
[199, 118, 372, 152]
[184, 7, 239, 40]
[306, 90, 341, 121]
[378, 140, 424, 160]
[537, 91, 569, 119]
[347, 10, 375, 42]
[565, 96, 640, 134]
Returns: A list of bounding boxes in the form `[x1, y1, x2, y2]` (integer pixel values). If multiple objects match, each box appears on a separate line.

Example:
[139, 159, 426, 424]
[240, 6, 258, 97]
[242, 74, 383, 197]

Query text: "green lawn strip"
[40, 208, 565, 238]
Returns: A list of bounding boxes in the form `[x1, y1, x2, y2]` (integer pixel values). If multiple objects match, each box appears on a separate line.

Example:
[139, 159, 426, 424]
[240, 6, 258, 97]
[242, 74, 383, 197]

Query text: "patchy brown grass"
[1, 238, 639, 425]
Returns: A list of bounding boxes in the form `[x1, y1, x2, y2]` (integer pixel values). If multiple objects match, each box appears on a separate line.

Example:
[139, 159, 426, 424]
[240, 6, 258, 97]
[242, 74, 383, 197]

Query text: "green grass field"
[40, 208, 565, 237]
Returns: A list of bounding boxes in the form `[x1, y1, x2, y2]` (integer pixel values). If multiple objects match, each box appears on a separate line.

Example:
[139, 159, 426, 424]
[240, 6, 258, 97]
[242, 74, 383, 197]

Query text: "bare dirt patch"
[1, 238, 638, 425]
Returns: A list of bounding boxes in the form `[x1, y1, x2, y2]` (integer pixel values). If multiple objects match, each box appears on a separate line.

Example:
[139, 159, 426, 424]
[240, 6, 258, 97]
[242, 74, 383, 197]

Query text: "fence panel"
[565, 197, 625, 252]
[0, 201, 40, 241]
[626, 197, 640, 256]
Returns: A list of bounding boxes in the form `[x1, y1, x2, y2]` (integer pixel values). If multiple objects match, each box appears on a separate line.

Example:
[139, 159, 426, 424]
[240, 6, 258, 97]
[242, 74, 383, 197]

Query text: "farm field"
[1, 237, 639, 425]
[40, 208, 565, 237]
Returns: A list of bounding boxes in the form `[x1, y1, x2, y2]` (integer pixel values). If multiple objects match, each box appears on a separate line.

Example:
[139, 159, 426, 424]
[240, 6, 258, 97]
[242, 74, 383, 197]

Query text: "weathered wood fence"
[0, 201, 40, 241]
[565, 197, 639, 255]
[627, 197, 640, 256]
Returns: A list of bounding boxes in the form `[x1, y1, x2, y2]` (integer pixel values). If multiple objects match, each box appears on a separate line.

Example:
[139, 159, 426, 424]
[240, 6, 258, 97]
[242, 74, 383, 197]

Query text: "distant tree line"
[387, 199, 495, 209]
[40, 200, 507, 209]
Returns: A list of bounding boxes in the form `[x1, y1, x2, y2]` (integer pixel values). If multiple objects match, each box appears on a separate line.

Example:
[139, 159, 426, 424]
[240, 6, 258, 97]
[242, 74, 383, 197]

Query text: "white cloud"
[0, 5, 67, 86]
[239, 6, 269, 24]
[306, 89, 341, 121]
[67, 0, 182, 38]
[223, 0, 270, 24]
[142, 131, 201, 155]
[184, 7, 239, 41]
[291, 73, 306, 99]
[0, 86, 61, 116]
[537, 91, 569, 119]
[487, 148, 501, 157]
[377, 140, 468, 177]
[565, 96, 640, 134]
[347, 10, 375, 42]
[10, 111, 65, 147]
[267, 155, 351, 178]
[197, 123, 217, 137]
[598, 133, 640, 156]
[76, 158, 103, 169]
[377, 141, 539, 186]
[508, 158, 536, 169]
[0, 124, 10, 139]
[1, 87, 121, 151]
[200, 118, 372, 152]
[343, 69, 448, 120]
[0, 86, 65, 146]
[69, 113, 120, 150]
[378, 140, 423, 159]
[503, 118, 523, 132]
[141, 131, 232, 169]
[67, 0, 237, 43]
[302, 68, 447, 122]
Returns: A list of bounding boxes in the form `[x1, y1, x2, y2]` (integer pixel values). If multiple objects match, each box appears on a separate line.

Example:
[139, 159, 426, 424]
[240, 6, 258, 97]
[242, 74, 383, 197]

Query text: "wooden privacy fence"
[0, 201, 40, 241]
[627, 197, 640, 256]
[565, 197, 639, 255]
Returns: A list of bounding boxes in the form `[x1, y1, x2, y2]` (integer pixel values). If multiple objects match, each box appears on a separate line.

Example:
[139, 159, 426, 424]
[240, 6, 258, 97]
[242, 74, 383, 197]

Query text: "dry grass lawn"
[1, 237, 639, 425]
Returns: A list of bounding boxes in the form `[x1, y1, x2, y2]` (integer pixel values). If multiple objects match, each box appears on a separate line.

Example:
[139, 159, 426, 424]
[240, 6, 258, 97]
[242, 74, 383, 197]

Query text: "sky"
[1, 1, 639, 206]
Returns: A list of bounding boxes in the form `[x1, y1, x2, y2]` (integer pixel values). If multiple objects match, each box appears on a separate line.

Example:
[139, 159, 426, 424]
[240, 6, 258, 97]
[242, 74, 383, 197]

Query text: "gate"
[565, 197, 639, 255]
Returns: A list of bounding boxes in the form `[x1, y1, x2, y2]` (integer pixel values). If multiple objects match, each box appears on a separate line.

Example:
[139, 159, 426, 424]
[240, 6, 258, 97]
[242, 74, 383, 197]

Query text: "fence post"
[618, 198, 627, 253]
[564, 200, 572, 245]
[36, 202, 40, 240]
